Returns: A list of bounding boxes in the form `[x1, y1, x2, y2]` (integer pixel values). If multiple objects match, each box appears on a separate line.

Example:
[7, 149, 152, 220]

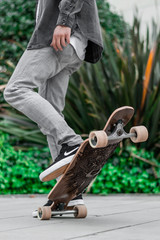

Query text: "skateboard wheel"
[89, 130, 108, 148]
[130, 126, 148, 143]
[73, 205, 87, 218]
[37, 206, 51, 220]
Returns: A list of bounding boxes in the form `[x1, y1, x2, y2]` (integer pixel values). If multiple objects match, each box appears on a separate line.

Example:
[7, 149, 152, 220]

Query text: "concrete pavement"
[0, 194, 160, 240]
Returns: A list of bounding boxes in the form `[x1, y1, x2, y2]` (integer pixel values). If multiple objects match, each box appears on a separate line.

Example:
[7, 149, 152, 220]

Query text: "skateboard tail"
[104, 106, 134, 133]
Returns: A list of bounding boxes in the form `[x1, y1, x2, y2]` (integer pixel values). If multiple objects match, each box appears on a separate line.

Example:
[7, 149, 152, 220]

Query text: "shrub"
[0, 131, 159, 194]
[0, 131, 55, 194]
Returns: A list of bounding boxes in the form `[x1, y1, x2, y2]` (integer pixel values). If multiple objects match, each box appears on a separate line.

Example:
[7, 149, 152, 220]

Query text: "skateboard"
[37, 106, 148, 220]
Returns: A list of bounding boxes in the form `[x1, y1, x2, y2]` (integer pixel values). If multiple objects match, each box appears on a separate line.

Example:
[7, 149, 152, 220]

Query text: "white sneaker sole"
[32, 210, 38, 218]
[39, 154, 75, 182]
[67, 199, 84, 207]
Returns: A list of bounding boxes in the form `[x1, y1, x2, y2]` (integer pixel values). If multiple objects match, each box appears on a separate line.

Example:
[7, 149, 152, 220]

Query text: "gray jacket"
[27, 0, 104, 63]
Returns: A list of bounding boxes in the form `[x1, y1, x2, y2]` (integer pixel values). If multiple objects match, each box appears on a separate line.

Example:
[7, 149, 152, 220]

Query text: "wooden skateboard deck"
[48, 106, 134, 207]
[37, 106, 148, 219]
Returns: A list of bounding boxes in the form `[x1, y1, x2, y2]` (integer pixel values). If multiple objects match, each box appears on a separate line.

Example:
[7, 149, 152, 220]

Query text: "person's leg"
[3, 45, 83, 155]
[38, 62, 83, 161]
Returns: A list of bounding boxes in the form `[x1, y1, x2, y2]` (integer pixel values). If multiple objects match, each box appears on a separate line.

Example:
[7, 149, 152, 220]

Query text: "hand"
[50, 25, 71, 51]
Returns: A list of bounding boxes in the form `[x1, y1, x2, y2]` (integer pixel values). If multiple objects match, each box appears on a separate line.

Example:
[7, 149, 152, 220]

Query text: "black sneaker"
[39, 143, 81, 182]
[32, 194, 84, 217]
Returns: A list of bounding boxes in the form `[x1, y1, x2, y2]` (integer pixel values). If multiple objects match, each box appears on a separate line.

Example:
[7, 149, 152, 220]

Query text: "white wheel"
[89, 130, 108, 148]
[73, 205, 87, 218]
[130, 126, 148, 143]
[37, 206, 51, 220]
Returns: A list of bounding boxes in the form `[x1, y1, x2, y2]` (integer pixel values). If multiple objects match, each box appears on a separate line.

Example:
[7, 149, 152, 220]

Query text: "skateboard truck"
[37, 204, 87, 220]
[89, 121, 148, 148]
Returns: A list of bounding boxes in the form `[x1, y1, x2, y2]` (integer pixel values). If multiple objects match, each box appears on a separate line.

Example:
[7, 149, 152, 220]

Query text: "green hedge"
[0, 0, 36, 79]
[0, 131, 55, 194]
[0, 131, 159, 194]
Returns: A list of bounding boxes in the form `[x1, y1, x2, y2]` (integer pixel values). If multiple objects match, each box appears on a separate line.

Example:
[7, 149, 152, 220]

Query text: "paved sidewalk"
[0, 194, 160, 240]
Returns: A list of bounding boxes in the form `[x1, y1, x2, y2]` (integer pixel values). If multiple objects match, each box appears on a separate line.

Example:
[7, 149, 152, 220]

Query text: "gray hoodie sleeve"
[56, 0, 85, 28]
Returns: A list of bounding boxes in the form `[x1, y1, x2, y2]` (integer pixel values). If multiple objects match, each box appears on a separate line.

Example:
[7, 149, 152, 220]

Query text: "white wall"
[107, 0, 160, 38]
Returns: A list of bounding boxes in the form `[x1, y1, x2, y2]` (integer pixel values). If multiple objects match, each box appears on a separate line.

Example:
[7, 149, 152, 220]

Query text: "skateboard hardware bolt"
[117, 129, 123, 136]
[117, 119, 123, 124]
[57, 203, 65, 211]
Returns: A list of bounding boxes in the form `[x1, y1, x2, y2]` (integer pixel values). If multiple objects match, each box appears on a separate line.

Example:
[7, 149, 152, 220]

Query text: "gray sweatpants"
[3, 44, 83, 161]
